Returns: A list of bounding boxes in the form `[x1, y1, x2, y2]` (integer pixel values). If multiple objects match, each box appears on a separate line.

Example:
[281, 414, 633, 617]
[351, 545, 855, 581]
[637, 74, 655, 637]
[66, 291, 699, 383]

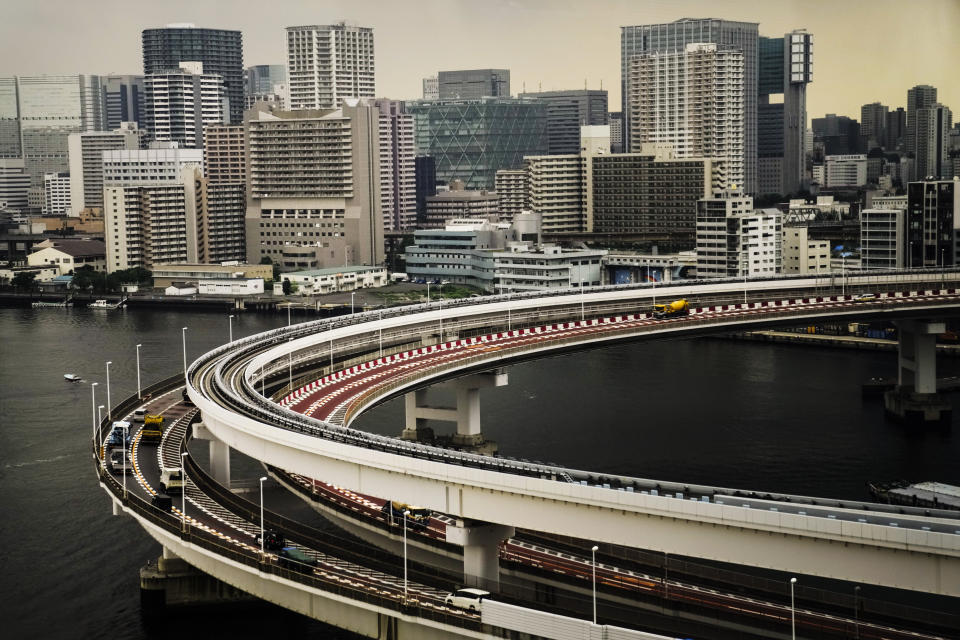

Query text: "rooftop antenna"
[538, 81, 542, 92]
[584, 78, 587, 90]
[600, 78, 603, 90]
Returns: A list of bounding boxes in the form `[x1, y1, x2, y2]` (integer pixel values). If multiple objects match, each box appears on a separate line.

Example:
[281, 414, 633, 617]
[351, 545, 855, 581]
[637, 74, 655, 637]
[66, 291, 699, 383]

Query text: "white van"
[445, 588, 489, 612]
[133, 408, 147, 424]
[159, 467, 184, 494]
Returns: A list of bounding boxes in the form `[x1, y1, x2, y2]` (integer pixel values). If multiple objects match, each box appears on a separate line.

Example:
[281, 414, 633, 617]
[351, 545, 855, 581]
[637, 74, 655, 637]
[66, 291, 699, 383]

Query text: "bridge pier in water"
[884, 320, 952, 426]
[401, 370, 507, 454]
[446, 519, 515, 590]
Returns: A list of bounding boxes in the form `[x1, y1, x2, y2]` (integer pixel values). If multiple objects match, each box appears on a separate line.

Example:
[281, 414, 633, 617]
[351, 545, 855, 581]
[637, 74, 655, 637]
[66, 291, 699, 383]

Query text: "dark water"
[2, 307, 958, 639]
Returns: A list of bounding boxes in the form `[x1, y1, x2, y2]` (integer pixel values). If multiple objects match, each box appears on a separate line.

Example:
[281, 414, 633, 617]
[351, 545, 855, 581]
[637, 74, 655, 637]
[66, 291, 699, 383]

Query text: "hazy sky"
[2, 0, 957, 121]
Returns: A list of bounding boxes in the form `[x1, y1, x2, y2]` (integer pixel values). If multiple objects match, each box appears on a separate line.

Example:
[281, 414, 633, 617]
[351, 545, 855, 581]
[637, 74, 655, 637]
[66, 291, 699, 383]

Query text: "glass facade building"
[408, 98, 547, 190]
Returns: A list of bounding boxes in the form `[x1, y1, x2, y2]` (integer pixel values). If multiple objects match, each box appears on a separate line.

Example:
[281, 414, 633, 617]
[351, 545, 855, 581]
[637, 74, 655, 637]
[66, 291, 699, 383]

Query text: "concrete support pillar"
[208, 439, 231, 487]
[446, 520, 515, 591]
[885, 320, 951, 426]
[162, 546, 179, 560]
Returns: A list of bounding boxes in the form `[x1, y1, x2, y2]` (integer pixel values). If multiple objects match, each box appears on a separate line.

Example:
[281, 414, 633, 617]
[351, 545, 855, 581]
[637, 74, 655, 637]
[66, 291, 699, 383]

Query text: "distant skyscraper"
[414, 155, 437, 224]
[408, 98, 547, 190]
[915, 104, 953, 179]
[621, 18, 759, 193]
[812, 114, 861, 156]
[245, 65, 286, 95]
[629, 43, 745, 188]
[438, 69, 510, 100]
[861, 102, 889, 149]
[375, 100, 416, 231]
[886, 107, 907, 151]
[143, 62, 226, 148]
[517, 89, 608, 155]
[68, 122, 143, 214]
[0, 77, 20, 158]
[422, 76, 439, 100]
[906, 85, 938, 162]
[286, 23, 375, 109]
[102, 75, 145, 130]
[609, 112, 623, 153]
[142, 24, 244, 124]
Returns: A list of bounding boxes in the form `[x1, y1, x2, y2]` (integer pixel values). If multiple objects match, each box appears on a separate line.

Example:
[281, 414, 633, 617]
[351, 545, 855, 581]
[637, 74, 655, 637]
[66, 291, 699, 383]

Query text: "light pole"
[350, 291, 356, 315]
[580, 280, 585, 322]
[229, 315, 234, 343]
[287, 304, 291, 327]
[98, 405, 105, 468]
[854, 585, 861, 639]
[135, 344, 142, 400]
[909, 241, 914, 269]
[439, 299, 443, 339]
[259, 476, 268, 556]
[90, 382, 98, 446]
[403, 509, 410, 603]
[790, 577, 797, 640]
[378, 310, 383, 358]
[842, 255, 846, 297]
[121, 423, 129, 498]
[181, 451, 189, 532]
[591, 545, 599, 625]
[288, 337, 293, 391]
[105, 360, 112, 420]
[426, 281, 430, 303]
[181, 327, 188, 378]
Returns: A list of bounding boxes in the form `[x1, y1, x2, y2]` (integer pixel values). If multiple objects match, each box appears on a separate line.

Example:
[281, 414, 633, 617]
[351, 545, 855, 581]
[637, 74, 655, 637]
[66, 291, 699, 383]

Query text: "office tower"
[886, 108, 907, 152]
[102, 75, 145, 130]
[906, 84, 937, 161]
[494, 169, 527, 223]
[609, 112, 623, 153]
[621, 18, 758, 192]
[43, 173, 71, 214]
[696, 192, 782, 277]
[915, 104, 953, 179]
[757, 30, 812, 195]
[68, 122, 143, 214]
[374, 100, 416, 231]
[438, 69, 510, 100]
[203, 124, 246, 183]
[409, 98, 547, 190]
[905, 178, 960, 267]
[812, 114, 861, 155]
[244, 101, 383, 269]
[3, 75, 105, 202]
[824, 154, 867, 187]
[517, 89, 608, 155]
[861, 102, 889, 149]
[422, 76, 439, 100]
[415, 155, 436, 223]
[144, 62, 226, 148]
[0, 159, 31, 208]
[142, 24, 244, 124]
[629, 43, 745, 188]
[246, 65, 286, 95]
[286, 23, 375, 110]
[860, 209, 905, 269]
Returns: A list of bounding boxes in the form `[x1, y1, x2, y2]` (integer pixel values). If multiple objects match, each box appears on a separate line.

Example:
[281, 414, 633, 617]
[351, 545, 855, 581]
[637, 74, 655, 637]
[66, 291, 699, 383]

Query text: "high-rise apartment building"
[408, 98, 547, 190]
[286, 23, 375, 110]
[915, 104, 953, 180]
[861, 102, 889, 149]
[524, 153, 586, 233]
[0, 159, 30, 208]
[518, 89, 608, 155]
[142, 25, 244, 124]
[102, 75, 145, 130]
[629, 43, 745, 188]
[494, 169, 528, 223]
[244, 101, 383, 270]
[43, 173, 71, 214]
[203, 124, 246, 183]
[696, 192, 782, 277]
[621, 18, 758, 192]
[423, 182, 500, 228]
[887, 108, 907, 152]
[905, 178, 960, 267]
[68, 122, 143, 214]
[438, 69, 510, 100]
[906, 84, 938, 162]
[860, 208, 905, 270]
[375, 100, 416, 231]
[757, 30, 812, 195]
[144, 62, 226, 149]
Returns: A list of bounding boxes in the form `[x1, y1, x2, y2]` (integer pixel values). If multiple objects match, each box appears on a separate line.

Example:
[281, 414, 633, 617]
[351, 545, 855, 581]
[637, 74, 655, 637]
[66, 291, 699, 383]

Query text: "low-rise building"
[781, 225, 831, 274]
[151, 262, 273, 288]
[197, 278, 264, 296]
[494, 244, 605, 293]
[696, 192, 782, 278]
[860, 208, 904, 270]
[27, 238, 107, 275]
[282, 265, 388, 295]
[164, 282, 198, 296]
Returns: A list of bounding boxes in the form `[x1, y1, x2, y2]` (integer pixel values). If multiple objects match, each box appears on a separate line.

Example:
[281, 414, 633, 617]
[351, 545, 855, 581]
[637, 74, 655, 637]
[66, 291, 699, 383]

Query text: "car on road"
[852, 293, 877, 302]
[444, 588, 489, 612]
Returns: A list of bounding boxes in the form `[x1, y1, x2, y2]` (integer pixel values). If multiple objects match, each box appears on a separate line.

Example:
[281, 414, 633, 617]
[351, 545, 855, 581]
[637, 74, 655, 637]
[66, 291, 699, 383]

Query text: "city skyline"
[0, 0, 957, 124]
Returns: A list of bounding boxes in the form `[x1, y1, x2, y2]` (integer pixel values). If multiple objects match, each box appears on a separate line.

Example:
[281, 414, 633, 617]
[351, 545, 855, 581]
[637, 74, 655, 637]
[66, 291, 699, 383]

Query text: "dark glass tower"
[142, 25, 243, 124]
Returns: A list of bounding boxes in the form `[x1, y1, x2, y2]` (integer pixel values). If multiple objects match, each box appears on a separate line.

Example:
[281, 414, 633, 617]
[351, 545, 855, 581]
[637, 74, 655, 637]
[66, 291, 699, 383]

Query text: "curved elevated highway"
[188, 270, 960, 597]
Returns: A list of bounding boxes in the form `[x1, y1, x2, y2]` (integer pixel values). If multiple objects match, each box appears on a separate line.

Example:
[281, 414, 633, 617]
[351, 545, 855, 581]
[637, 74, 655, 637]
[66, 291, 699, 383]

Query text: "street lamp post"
[135, 344, 142, 400]
[181, 327, 188, 378]
[105, 361, 112, 420]
[591, 545, 599, 625]
[790, 577, 797, 640]
[854, 585, 861, 639]
[351, 291, 356, 315]
[259, 476, 268, 556]
[288, 338, 293, 390]
[403, 510, 410, 603]
[98, 405, 105, 467]
[580, 280, 585, 322]
[378, 310, 383, 358]
[287, 304, 291, 327]
[121, 423, 129, 498]
[229, 315, 234, 343]
[181, 451, 189, 532]
[90, 382, 98, 447]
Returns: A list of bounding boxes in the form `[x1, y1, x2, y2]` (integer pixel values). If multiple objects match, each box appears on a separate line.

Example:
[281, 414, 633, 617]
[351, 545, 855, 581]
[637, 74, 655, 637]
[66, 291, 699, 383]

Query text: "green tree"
[260, 256, 281, 281]
[12, 271, 36, 291]
[282, 278, 292, 295]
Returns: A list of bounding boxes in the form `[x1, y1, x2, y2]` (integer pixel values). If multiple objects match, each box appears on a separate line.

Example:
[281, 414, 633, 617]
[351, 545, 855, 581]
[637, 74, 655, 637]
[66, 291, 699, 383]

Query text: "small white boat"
[89, 299, 122, 310]
[64, 373, 82, 382]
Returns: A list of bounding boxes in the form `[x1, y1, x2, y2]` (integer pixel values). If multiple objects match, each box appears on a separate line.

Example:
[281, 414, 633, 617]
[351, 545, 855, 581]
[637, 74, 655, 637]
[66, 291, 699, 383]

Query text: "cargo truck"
[652, 299, 689, 319]
[141, 414, 164, 443]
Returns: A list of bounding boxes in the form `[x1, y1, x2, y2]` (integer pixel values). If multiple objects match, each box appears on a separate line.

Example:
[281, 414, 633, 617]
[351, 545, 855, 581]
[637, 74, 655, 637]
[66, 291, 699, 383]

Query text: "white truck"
[159, 467, 185, 494]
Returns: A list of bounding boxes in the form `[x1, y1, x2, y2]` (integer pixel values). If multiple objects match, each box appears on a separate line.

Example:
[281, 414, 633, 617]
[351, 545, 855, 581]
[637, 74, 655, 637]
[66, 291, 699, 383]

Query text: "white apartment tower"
[144, 62, 226, 148]
[629, 43, 744, 188]
[68, 122, 143, 215]
[286, 23, 375, 110]
[696, 192, 782, 277]
[43, 173, 71, 214]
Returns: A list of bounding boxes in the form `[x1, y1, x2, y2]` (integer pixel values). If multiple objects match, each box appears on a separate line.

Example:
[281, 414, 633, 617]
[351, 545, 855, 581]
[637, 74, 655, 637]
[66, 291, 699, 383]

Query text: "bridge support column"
[446, 520, 514, 591]
[884, 320, 951, 426]
[193, 422, 232, 485]
[401, 370, 506, 454]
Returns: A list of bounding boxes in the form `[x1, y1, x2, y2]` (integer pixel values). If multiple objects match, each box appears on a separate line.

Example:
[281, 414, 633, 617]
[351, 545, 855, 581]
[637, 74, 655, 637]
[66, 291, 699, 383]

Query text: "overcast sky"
[2, 0, 957, 121]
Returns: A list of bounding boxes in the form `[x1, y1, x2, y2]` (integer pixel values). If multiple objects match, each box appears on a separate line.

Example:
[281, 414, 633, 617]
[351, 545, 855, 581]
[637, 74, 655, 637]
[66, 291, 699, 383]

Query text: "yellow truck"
[652, 299, 689, 319]
[141, 414, 164, 443]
